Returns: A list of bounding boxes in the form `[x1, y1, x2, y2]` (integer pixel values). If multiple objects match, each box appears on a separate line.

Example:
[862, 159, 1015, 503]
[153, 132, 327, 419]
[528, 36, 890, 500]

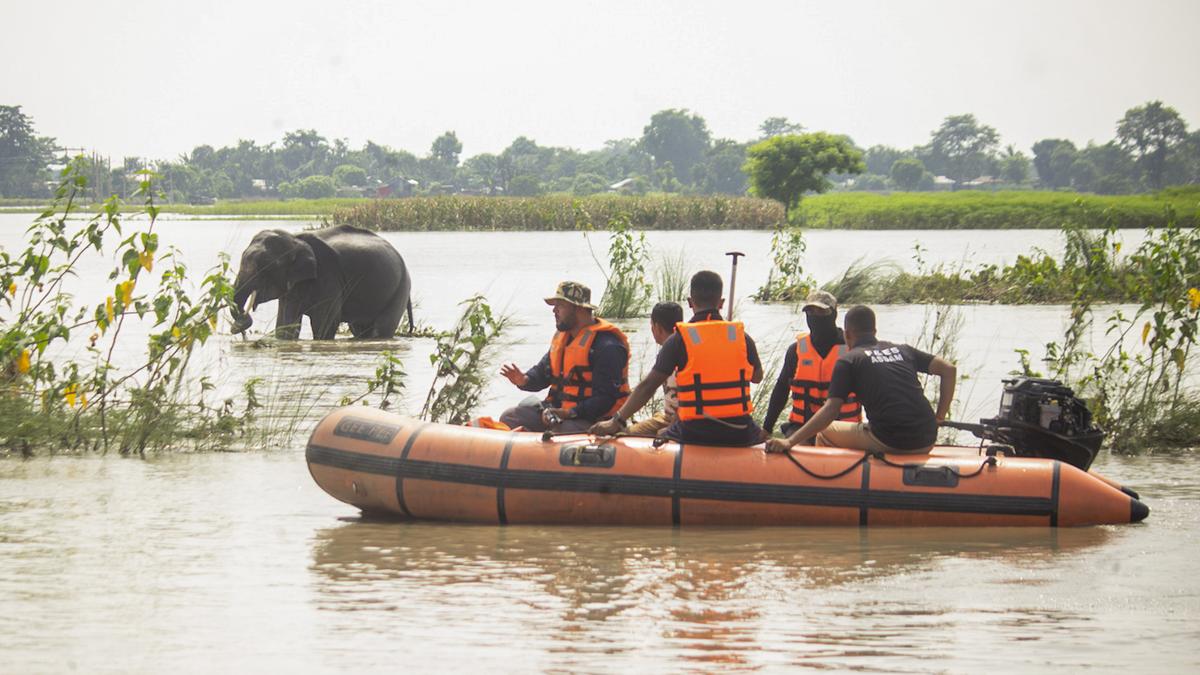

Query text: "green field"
[796, 189, 1200, 229]
[6, 189, 1198, 230]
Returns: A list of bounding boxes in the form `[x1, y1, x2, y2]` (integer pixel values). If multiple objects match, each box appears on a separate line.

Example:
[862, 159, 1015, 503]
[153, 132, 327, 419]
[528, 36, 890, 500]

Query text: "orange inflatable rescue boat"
[306, 406, 1149, 527]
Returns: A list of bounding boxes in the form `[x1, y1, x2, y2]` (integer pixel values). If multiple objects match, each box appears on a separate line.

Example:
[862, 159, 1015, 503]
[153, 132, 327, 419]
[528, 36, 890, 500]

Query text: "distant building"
[375, 177, 419, 198]
[962, 175, 1001, 189]
[932, 175, 956, 190]
[608, 178, 636, 194]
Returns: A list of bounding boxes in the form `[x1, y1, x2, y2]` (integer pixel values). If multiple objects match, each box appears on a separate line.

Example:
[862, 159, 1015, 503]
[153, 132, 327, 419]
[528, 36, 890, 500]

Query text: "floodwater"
[1, 214, 1197, 672]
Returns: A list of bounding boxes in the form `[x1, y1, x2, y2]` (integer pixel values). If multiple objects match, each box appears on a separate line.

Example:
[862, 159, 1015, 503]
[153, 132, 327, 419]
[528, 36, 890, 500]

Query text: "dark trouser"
[498, 404, 594, 433]
[779, 420, 818, 445]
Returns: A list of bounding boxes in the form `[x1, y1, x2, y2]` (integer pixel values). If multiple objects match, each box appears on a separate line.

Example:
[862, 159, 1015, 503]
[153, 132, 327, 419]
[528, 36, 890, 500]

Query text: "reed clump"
[333, 194, 785, 231]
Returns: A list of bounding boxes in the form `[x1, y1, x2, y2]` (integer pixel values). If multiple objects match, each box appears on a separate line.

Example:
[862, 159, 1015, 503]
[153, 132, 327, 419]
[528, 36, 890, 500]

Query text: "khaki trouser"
[815, 420, 933, 455]
[627, 411, 671, 436]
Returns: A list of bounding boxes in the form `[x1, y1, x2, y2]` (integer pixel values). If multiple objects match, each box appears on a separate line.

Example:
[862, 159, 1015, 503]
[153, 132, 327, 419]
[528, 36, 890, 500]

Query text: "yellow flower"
[105, 296, 114, 324]
[118, 280, 135, 305]
[172, 326, 181, 339]
[7, 282, 15, 296]
[16, 349, 31, 374]
[1189, 287, 1200, 312]
[64, 384, 79, 407]
[139, 251, 154, 272]
[1141, 322, 1151, 344]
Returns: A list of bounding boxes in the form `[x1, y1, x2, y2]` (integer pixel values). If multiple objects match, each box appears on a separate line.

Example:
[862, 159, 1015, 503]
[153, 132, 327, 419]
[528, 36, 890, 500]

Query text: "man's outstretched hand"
[500, 363, 528, 387]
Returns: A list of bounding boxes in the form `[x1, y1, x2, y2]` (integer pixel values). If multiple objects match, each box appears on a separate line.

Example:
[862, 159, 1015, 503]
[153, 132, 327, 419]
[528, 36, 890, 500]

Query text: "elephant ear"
[286, 239, 318, 287]
[292, 232, 340, 285]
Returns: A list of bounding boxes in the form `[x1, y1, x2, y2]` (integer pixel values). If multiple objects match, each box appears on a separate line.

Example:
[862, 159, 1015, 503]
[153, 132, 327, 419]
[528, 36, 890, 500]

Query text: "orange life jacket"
[675, 320, 754, 421]
[788, 332, 861, 424]
[548, 319, 630, 416]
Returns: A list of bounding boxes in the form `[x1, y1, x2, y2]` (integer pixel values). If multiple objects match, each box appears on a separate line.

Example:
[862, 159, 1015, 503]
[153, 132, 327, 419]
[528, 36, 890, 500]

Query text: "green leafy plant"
[1027, 213, 1199, 452]
[0, 160, 254, 456]
[754, 224, 813, 302]
[341, 351, 406, 410]
[420, 295, 510, 425]
[596, 214, 652, 318]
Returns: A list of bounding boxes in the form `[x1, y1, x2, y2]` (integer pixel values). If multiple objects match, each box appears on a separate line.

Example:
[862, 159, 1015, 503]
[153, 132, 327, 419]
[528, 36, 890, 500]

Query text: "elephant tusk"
[244, 290, 258, 313]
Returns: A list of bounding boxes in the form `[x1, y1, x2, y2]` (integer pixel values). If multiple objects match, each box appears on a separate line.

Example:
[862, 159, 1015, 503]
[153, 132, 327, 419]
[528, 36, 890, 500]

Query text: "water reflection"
[309, 521, 1112, 667]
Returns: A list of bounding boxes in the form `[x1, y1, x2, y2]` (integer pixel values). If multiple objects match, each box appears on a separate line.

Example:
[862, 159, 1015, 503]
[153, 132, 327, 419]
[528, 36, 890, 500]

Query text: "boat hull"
[306, 407, 1149, 527]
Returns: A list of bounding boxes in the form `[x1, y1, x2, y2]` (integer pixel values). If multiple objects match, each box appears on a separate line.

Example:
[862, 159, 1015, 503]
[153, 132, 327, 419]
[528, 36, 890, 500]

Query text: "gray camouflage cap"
[544, 281, 597, 310]
[801, 289, 838, 313]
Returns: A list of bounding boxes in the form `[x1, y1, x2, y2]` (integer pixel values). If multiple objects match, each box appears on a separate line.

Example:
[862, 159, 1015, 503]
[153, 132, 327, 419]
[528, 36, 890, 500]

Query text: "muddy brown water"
[1, 215, 1196, 671]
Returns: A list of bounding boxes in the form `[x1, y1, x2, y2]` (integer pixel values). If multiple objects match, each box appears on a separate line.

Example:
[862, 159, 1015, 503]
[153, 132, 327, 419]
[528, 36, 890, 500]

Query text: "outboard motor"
[944, 377, 1105, 471]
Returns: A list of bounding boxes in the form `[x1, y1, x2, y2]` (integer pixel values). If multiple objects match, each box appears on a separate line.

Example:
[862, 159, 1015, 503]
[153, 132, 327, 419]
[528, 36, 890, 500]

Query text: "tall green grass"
[334, 194, 785, 231]
[796, 189, 1200, 229]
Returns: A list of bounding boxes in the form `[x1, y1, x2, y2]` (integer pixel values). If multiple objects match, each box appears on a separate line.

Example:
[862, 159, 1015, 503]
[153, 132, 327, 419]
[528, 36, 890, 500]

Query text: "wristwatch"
[611, 412, 627, 428]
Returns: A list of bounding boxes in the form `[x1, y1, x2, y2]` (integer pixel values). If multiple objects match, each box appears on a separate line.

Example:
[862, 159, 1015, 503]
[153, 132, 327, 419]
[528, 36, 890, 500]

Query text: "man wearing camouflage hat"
[762, 289, 862, 439]
[498, 281, 631, 432]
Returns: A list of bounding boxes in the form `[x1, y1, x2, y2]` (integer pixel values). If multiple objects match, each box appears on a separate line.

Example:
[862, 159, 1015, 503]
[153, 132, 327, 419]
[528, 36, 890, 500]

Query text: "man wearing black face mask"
[762, 290, 861, 439]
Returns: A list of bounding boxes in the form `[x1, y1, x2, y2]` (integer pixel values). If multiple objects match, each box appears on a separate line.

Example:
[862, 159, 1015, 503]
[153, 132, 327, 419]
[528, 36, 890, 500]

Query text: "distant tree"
[460, 153, 501, 193]
[333, 164, 367, 187]
[743, 132, 864, 216]
[0, 105, 57, 197]
[999, 145, 1030, 184]
[296, 174, 336, 199]
[571, 172, 608, 196]
[697, 139, 748, 194]
[1170, 130, 1200, 185]
[890, 157, 925, 190]
[507, 174, 541, 196]
[280, 129, 330, 178]
[431, 130, 463, 167]
[759, 117, 804, 139]
[1117, 100, 1188, 190]
[1031, 139, 1076, 189]
[1068, 157, 1098, 192]
[853, 174, 889, 191]
[865, 145, 909, 176]
[926, 114, 999, 186]
[1078, 141, 1138, 194]
[654, 162, 683, 193]
[640, 109, 712, 184]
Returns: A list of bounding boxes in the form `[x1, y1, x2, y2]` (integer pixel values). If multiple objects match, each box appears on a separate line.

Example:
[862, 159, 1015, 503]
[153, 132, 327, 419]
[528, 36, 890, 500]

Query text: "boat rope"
[782, 449, 998, 481]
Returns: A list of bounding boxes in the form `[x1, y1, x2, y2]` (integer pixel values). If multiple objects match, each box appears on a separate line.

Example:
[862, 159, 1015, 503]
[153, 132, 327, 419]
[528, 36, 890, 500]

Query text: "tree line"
[0, 101, 1197, 202]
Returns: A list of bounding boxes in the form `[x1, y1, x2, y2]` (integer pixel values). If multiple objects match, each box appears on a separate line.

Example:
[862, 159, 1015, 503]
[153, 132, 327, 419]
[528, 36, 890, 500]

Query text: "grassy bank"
[821, 221, 1199, 305]
[332, 194, 785, 231]
[796, 189, 1200, 229]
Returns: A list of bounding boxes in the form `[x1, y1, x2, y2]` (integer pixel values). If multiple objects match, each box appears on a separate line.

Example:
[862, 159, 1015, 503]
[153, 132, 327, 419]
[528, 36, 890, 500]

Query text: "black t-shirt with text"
[828, 338, 936, 450]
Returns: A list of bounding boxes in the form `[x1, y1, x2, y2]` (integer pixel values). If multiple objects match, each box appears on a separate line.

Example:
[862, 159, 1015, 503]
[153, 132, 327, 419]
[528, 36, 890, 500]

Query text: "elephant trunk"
[230, 288, 258, 335]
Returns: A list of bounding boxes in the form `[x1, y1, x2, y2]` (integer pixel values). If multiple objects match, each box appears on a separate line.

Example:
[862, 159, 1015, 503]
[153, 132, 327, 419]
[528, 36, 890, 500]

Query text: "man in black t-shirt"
[765, 305, 956, 455]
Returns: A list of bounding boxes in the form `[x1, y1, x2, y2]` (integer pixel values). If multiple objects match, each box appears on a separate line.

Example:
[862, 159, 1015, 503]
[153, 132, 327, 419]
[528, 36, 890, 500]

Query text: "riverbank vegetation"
[332, 194, 784, 231]
[796, 188, 1200, 230]
[0, 164, 253, 456]
[821, 219, 1197, 305]
[1016, 221, 1200, 452]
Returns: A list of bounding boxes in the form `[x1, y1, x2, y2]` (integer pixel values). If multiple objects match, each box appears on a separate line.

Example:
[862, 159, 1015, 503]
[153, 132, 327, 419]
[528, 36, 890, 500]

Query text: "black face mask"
[806, 311, 839, 356]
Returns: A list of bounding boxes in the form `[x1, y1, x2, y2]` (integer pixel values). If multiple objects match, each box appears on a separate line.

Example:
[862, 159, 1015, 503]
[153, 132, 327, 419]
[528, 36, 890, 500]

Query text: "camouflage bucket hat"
[801, 289, 838, 313]
[544, 281, 597, 310]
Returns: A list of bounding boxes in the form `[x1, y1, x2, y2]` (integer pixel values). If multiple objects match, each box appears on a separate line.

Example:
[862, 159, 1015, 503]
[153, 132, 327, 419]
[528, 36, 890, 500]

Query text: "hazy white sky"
[3, 0, 1198, 161]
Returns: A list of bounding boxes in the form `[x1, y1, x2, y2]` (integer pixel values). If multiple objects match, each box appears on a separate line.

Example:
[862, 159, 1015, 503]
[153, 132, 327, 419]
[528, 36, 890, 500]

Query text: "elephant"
[229, 224, 413, 340]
